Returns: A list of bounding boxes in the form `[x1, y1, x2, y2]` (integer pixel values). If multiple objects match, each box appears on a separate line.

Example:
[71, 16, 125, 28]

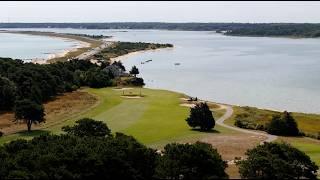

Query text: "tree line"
[94, 42, 173, 61]
[2, 23, 320, 37]
[0, 58, 142, 132]
[0, 58, 113, 111]
[0, 118, 317, 179]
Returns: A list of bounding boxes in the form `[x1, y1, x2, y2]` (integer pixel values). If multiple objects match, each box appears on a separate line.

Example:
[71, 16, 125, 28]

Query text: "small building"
[103, 64, 127, 77]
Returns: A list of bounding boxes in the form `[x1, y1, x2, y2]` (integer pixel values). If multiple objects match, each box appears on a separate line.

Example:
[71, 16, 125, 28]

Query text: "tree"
[0, 76, 16, 111]
[0, 132, 158, 179]
[266, 111, 299, 136]
[186, 102, 215, 131]
[14, 99, 45, 132]
[129, 66, 139, 77]
[85, 68, 112, 88]
[112, 61, 126, 72]
[62, 118, 111, 137]
[155, 142, 228, 179]
[237, 142, 318, 179]
[126, 77, 145, 86]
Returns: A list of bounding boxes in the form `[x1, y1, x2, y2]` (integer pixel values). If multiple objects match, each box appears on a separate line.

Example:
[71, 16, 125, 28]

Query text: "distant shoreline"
[0, 30, 103, 63]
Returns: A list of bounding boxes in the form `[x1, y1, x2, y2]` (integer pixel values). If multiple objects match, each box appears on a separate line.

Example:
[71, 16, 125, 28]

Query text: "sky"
[1, 1, 320, 23]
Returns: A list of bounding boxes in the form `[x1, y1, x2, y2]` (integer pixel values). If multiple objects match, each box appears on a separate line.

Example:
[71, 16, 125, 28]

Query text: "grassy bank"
[225, 106, 320, 139]
[225, 105, 320, 166]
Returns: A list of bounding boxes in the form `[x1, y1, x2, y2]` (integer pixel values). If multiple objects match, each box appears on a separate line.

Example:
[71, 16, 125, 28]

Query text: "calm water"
[0, 32, 79, 60]
[2, 29, 320, 113]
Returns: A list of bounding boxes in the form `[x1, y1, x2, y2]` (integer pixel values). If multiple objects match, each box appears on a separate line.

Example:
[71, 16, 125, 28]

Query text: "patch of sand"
[180, 103, 196, 108]
[113, 88, 133, 91]
[120, 96, 143, 99]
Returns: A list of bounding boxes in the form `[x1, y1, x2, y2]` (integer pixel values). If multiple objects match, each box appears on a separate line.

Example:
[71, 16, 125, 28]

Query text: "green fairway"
[278, 137, 320, 166]
[0, 87, 232, 146]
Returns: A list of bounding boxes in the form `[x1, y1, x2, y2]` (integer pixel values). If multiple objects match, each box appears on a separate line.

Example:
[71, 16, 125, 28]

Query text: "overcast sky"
[1, 1, 320, 23]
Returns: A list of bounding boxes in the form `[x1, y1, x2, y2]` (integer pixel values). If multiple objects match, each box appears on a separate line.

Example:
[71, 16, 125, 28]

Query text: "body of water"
[1, 28, 320, 113]
[0, 32, 79, 60]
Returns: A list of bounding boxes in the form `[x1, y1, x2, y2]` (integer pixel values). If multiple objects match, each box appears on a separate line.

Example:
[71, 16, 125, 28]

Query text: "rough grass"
[225, 106, 320, 137]
[0, 91, 98, 143]
[226, 106, 320, 169]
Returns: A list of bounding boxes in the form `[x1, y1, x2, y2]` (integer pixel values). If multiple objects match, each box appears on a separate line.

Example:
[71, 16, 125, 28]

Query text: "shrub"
[62, 118, 111, 137]
[125, 77, 145, 86]
[266, 111, 299, 136]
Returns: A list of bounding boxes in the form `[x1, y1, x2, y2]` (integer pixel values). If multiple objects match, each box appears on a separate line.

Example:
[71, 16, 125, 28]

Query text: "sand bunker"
[113, 87, 133, 91]
[180, 97, 190, 101]
[121, 95, 143, 99]
[180, 103, 196, 108]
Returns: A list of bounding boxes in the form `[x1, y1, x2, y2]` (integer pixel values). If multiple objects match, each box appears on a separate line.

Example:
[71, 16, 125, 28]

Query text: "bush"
[237, 142, 318, 179]
[125, 77, 145, 86]
[266, 111, 299, 136]
[186, 102, 215, 131]
[155, 142, 228, 179]
[62, 118, 111, 137]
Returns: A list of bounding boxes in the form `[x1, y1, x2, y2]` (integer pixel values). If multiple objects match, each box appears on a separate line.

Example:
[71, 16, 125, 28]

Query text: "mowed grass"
[277, 137, 320, 166]
[0, 87, 230, 146]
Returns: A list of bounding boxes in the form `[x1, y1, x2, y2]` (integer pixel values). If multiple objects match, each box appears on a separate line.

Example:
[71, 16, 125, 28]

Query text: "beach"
[0, 30, 102, 64]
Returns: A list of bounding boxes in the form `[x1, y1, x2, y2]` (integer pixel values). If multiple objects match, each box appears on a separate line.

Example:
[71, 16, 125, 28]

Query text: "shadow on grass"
[190, 128, 220, 133]
[16, 129, 51, 137]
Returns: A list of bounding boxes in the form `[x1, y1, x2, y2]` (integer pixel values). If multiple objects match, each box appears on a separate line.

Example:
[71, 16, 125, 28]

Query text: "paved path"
[76, 41, 114, 60]
[216, 104, 278, 143]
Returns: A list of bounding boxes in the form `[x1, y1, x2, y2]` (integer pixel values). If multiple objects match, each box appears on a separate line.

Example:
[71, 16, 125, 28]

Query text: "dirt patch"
[0, 90, 97, 135]
[201, 134, 265, 179]
[199, 134, 265, 160]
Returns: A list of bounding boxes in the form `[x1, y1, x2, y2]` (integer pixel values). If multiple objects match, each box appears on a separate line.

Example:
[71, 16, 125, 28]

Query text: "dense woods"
[0, 58, 133, 131]
[2, 22, 320, 37]
[0, 119, 229, 179]
[0, 58, 111, 110]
